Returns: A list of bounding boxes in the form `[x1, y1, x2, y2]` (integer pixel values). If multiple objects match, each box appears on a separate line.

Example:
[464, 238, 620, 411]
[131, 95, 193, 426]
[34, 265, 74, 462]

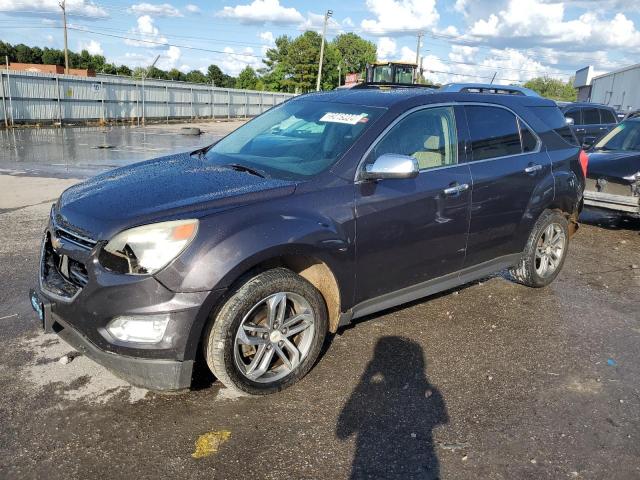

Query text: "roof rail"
[439, 83, 540, 97]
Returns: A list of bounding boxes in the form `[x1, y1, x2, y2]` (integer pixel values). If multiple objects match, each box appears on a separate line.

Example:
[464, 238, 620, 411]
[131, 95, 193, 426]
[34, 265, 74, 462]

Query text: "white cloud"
[46, 34, 55, 44]
[342, 17, 354, 27]
[125, 15, 168, 48]
[361, 0, 440, 36]
[299, 12, 343, 33]
[185, 4, 200, 13]
[220, 46, 262, 76]
[0, 0, 108, 18]
[217, 0, 304, 25]
[78, 39, 103, 55]
[376, 37, 397, 60]
[259, 31, 275, 45]
[465, 0, 640, 52]
[129, 3, 182, 17]
[158, 45, 181, 69]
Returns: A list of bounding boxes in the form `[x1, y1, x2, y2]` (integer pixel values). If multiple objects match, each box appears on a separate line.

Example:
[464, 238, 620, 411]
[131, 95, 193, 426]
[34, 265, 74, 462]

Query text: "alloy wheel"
[535, 223, 566, 278]
[233, 292, 315, 383]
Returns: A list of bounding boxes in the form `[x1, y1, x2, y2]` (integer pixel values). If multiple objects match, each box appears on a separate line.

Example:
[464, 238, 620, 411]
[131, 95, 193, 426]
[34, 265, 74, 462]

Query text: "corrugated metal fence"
[0, 70, 295, 126]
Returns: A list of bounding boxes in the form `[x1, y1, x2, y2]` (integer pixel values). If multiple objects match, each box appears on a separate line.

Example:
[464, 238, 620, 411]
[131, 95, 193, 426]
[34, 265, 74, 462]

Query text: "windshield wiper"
[225, 163, 267, 178]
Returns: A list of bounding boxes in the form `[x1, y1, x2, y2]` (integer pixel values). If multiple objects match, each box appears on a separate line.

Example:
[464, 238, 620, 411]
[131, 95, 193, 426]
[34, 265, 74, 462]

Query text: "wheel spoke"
[283, 312, 313, 337]
[276, 338, 301, 371]
[245, 346, 275, 380]
[242, 322, 269, 334]
[267, 292, 287, 329]
[237, 326, 268, 346]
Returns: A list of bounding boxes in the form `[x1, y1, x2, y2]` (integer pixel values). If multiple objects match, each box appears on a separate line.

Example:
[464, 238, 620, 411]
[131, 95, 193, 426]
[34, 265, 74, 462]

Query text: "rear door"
[462, 104, 551, 268]
[354, 105, 472, 305]
[581, 107, 603, 147]
[564, 107, 584, 144]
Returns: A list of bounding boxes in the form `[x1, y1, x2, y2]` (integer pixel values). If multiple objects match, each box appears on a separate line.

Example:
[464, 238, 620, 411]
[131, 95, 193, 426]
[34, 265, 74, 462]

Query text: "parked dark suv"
[559, 102, 618, 147]
[30, 89, 586, 395]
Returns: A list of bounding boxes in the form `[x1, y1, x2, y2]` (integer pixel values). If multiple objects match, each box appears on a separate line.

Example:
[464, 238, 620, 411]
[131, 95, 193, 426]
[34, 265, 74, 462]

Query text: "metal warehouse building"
[574, 64, 640, 114]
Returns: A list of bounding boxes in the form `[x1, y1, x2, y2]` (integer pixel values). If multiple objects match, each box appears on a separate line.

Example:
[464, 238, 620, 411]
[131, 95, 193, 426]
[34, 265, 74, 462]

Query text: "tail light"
[578, 150, 589, 178]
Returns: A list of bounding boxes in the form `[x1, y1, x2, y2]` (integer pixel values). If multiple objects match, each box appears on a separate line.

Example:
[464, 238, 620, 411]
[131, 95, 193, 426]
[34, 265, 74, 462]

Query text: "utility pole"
[316, 9, 332, 92]
[414, 32, 423, 84]
[59, 0, 69, 74]
[142, 54, 160, 126]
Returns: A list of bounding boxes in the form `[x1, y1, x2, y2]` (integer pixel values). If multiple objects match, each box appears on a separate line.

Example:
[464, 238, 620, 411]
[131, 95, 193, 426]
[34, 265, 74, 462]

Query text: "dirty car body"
[585, 118, 640, 217]
[30, 88, 585, 393]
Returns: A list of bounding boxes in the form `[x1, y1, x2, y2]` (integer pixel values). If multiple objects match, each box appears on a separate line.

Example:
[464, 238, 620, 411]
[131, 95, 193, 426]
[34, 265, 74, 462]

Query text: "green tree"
[523, 76, 577, 102]
[185, 69, 207, 83]
[116, 64, 133, 77]
[236, 65, 258, 90]
[332, 33, 376, 81]
[167, 68, 185, 81]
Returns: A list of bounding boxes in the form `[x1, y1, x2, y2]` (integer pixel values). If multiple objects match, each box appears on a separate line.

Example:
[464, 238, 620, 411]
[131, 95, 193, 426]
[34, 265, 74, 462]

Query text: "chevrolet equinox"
[30, 88, 586, 395]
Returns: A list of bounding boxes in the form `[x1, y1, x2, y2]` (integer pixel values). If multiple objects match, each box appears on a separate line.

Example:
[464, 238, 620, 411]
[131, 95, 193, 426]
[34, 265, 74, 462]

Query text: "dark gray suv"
[560, 102, 618, 147]
[30, 89, 586, 395]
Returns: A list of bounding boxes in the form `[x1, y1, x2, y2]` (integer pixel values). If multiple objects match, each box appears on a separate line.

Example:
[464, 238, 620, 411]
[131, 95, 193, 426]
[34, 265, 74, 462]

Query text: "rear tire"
[510, 210, 570, 288]
[203, 268, 328, 395]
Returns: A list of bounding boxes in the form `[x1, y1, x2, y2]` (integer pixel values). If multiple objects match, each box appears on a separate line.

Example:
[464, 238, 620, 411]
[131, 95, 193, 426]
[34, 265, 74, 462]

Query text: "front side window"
[593, 120, 640, 152]
[465, 106, 522, 161]
[206, 100, 385, 179]
[369, 106, 458, 171]
[583, 107, 600, 125]
[564, 109, 581, 125]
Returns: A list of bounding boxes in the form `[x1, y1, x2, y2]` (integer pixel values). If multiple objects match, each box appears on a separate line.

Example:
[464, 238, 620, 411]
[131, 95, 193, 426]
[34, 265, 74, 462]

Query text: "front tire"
[510, 210, 570, 288]
[203, 268, 328, 395]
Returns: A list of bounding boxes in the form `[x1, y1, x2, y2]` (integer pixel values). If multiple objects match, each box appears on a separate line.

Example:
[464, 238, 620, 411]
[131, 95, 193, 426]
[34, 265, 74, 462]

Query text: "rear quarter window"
[530, 106, 579, 146]
[600, 109, 617, 124]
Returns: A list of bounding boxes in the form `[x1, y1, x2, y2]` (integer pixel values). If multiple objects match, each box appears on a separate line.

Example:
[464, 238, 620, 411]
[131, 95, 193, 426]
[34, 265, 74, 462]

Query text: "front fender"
[155, 185, 356, 304]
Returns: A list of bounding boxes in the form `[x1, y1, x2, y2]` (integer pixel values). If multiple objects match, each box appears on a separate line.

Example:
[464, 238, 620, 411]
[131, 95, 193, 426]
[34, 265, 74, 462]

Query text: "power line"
[66, 26, 265, 59]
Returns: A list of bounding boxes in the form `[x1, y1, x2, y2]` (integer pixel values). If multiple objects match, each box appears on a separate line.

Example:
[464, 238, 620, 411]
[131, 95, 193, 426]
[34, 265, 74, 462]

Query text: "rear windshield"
[530, 106, 579, 146]
[206, 100, 385, 179]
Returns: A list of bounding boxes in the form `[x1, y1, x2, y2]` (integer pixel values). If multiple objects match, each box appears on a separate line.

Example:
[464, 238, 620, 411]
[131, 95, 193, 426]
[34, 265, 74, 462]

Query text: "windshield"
[205, 100, 385, 179]
[594, 120, 640, 152]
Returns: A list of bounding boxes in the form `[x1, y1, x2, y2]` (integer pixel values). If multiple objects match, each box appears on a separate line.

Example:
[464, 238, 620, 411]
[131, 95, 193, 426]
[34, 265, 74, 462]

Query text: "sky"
[0, 0, 639, 85]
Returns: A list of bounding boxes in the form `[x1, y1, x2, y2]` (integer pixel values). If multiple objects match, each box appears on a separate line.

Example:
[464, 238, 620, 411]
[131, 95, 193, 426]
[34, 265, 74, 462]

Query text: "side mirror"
[361, 153, 419, 181]
[565, 116, 575, 126]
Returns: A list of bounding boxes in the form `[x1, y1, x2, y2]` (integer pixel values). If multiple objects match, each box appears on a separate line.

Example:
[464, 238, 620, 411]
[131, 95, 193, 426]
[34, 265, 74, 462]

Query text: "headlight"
[101, 219, 198, 274]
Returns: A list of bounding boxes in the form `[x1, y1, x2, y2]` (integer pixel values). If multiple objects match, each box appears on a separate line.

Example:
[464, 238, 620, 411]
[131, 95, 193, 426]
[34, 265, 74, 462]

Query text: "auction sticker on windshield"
[319, 112, 368, 125]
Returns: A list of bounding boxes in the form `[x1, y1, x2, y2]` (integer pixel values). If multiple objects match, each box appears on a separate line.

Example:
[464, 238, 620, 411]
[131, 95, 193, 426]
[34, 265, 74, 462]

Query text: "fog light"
[106, 315, 170, 344]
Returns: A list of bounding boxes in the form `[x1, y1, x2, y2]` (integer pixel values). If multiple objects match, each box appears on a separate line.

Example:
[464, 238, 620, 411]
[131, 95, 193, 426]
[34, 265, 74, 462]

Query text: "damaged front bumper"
[29, 220, 224, 391]
[584, 177, 640, 217]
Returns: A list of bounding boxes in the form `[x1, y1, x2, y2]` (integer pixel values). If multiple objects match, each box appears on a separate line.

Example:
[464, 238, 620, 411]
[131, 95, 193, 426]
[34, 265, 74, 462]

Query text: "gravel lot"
[1, 124, 639, 479]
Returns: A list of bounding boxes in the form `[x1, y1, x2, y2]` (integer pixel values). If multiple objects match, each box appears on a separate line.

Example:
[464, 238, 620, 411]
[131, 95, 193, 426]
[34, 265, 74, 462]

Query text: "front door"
[354, 106, 472, 306]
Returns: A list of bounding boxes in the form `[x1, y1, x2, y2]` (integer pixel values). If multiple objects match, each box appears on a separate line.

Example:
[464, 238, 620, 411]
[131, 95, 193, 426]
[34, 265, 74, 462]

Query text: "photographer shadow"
[337, 336, 448, 479]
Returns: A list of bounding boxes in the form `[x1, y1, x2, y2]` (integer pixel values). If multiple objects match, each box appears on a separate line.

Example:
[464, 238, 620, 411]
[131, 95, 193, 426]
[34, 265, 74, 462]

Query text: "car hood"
[587, 150, 640, 180]
[55, 152, 297, 240]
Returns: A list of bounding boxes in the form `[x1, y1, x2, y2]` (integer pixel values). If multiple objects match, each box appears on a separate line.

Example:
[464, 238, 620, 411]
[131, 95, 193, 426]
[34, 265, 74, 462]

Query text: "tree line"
[0, 37, 577, 99]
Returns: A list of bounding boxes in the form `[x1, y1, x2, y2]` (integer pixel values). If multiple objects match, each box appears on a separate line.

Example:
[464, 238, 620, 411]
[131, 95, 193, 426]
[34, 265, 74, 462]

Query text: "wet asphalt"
[0, 124, 639, 479]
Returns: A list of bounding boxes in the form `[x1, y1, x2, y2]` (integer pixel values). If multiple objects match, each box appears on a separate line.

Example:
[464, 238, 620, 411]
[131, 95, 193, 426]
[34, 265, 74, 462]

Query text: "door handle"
[599, 127, 608, 130]
[575, 128, 586, 132]
[524, 164, 543, 174]
[443, 183, 469, 195]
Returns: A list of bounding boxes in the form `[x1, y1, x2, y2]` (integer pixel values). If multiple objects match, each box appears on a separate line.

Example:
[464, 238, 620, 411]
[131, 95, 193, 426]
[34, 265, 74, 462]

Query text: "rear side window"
[600, 109, 617, 124]
[583, 107, 600, 125]
[465, 106, 522, 161]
